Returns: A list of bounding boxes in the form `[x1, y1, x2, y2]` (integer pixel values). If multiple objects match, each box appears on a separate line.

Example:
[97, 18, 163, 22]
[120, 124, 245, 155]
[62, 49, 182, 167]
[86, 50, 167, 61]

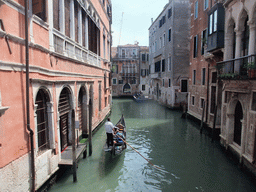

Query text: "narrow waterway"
[49, 98, 256, 192]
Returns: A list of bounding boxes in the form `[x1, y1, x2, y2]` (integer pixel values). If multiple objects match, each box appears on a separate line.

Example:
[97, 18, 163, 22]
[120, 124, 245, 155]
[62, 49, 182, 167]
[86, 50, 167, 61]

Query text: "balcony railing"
[217, 54, 256, 80]
[53, 31, 101, 67]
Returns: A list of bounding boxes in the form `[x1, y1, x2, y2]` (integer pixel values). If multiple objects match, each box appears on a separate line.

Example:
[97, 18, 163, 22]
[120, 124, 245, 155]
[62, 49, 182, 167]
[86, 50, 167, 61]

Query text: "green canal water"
[49, 98, 256, 192]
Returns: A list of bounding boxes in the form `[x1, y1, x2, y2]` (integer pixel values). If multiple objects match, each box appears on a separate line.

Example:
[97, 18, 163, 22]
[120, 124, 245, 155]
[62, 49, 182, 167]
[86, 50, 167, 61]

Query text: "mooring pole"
[72, 109, 77, 182]
[212, 104, 217, 141]
[89, 99, 92, 156]
[200, 100, 205, 134]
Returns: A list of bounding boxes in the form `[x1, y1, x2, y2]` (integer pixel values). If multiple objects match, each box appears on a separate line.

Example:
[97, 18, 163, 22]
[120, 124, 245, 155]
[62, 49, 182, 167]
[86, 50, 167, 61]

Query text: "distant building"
[138, 46, 150, 96]
[217, 0, 256, 175]
[0, 0, 112, 191]
[111, 43, 149, 97]
[148, 0, 190, 108]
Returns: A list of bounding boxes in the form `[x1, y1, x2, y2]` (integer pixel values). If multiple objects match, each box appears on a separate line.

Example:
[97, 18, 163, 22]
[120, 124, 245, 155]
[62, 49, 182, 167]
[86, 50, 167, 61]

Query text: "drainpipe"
[25, 0, 35, 191]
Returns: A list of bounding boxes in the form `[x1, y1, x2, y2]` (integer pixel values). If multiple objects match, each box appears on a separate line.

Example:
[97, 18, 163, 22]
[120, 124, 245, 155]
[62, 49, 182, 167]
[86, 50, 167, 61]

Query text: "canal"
[49, 98, 256, 192]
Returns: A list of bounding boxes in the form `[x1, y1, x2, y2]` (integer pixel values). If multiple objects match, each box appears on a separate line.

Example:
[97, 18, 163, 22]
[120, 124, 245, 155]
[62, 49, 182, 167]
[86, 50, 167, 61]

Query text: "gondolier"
[104, 115, 126, 155]
[105, 118, 115, 148]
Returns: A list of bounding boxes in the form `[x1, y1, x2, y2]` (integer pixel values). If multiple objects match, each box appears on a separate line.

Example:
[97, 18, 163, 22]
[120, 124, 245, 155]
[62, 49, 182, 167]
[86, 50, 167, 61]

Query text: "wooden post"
[200, 100, 205, 134]
[212, 104, 217, 141]
[72, 109, 77, 182]
[89, 99, 92, 156]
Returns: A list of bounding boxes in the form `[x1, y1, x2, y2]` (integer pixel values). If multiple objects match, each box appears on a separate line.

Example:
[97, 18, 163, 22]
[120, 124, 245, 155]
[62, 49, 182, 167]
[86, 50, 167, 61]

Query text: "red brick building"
[188, 0, 224, 132]
[0, 0, 112, 190]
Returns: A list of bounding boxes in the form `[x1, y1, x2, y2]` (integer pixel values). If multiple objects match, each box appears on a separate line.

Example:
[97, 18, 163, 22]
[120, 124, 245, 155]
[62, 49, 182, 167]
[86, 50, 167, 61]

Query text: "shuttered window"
[36, 89, 49, 152]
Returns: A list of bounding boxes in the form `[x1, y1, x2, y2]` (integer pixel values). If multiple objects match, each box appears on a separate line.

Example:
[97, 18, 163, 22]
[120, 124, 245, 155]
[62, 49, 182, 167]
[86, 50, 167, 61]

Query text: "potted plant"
[244, 61, 256, 78]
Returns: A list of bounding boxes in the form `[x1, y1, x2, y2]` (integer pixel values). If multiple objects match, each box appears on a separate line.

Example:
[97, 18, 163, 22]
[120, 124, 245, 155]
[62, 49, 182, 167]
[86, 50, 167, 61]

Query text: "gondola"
[104, 115, 126, 155]
[133, 94, 149, 103]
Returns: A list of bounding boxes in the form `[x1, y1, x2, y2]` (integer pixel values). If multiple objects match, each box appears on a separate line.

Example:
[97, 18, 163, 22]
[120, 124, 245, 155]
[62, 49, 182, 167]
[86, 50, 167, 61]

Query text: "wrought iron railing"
[216, 54, 256, 80]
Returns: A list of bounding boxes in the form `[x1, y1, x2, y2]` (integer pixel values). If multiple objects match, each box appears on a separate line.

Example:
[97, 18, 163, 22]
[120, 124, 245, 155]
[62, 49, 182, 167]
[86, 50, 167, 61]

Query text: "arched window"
[36, 89, 49, 151]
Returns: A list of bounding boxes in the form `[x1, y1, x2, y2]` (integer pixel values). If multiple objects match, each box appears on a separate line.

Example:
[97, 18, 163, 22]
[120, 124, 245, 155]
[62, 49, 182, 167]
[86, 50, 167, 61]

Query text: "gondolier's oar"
[116, 135, 167, 173]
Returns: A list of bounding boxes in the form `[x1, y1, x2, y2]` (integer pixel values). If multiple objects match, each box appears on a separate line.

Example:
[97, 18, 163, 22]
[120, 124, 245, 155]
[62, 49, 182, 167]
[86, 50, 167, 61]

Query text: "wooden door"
[60, 113, 69, 151]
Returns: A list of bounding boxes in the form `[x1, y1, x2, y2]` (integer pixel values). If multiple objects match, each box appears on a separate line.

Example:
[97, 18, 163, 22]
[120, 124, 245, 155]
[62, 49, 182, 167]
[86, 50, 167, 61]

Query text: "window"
[194, 1, 198, 19]
[212, 72, 217, 83]
[155, 61, 161, 72]
[33, 0, 46, 21]
[252, 92, 256, 111]
[204, 0, 208, 10]
[193, 35, 198, 58]
[193, 70, 196, 85]
[201, 30, 207, 55]
[133, 49, 137, 56]
[36, 89, 49, 152]
[122, 49, 125, 58]
[103, 35, 106, 58]
[209, 10, 218, 35]
[159, 15, 166, 28]
[142, 85, 145, 91]
[162, 59, 165, 72]
[192, 96, 195, 106]
[99, 83, 102, 111]
[202, 68, 206, 85]
[169, 79, 171, 87]
[168, 8, 172, 18]
[163, 34, 166, 46]
[131, 78, 136, 84]
[160, 37, 162, 48]
[113, 78, 117, 85]
[162, 79, 165, 87]
[168, 29, 172, 42]
[181, 80, 188, 92]
[200, 98, 205, 109]
[142, 54, 146, 61]
[141, 69, 146, 77]
[214, 10, 217, 32]
[53, 0, 60, 30]
[118, 80, 123, 84]
[210, 86, 216, 113]
[168, 56, 172, 71]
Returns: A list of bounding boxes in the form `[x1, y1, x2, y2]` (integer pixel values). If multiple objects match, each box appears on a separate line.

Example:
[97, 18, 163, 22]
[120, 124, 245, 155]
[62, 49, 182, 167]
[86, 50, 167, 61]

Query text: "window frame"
[194, 1, 198, 19]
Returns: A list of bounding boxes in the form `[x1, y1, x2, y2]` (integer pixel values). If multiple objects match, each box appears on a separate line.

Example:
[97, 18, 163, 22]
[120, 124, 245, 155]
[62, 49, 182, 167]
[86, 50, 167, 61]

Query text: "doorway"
[234, 101, 243, 146]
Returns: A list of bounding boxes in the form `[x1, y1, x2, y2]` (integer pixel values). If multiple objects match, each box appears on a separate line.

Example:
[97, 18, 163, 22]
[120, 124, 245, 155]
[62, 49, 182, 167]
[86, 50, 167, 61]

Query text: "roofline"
[148, 2, 170, 30]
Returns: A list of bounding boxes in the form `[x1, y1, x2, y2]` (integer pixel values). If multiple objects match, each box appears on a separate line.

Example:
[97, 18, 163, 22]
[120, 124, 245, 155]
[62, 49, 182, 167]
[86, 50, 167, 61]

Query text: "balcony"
[207, 3, 225, 52]
[217, 54, 256, 80]
[53, 30, 101, 67]
[150, 72, 161, 79]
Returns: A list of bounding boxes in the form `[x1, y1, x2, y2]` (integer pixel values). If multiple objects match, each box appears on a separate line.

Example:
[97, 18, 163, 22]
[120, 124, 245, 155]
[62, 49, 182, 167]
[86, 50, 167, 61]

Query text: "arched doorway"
[78, 86, 88, 138]
[58, 87, 72, 152]
[123, 83, 131, 93]
[234, 101, 243, 146]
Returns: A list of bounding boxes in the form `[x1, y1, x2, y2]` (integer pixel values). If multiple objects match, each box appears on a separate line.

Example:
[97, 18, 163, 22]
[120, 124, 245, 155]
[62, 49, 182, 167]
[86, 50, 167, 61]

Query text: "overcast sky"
[111, 0, 169, 47]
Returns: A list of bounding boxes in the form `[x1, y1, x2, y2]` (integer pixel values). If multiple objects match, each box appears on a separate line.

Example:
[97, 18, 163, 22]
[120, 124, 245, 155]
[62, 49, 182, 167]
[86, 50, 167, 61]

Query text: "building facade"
[0, 0, 112, 191]
[188, 0, 225, 132]
[148, 0, 190, 108]
[217, 0, 256, 175]
[111, 43, 149, 97]
[138, 46, 150, 96]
